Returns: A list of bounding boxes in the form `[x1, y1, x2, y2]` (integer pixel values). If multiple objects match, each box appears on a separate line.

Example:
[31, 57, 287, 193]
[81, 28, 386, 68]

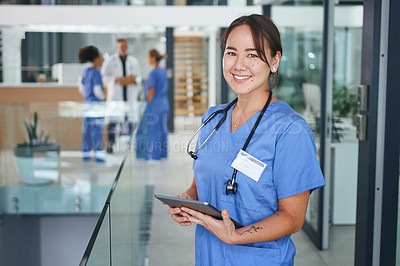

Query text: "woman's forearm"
[231, 190, 310, 245]
[146, 87, 155, 102]
[185, 177, 198, 200]
[233, 210, 300, 244]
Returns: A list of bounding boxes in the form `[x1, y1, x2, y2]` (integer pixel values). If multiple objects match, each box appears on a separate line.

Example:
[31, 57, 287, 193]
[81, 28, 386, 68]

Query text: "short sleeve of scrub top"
[81, 68, 103, 102]
[93, 70, 103, 86]
[273, 118, 324, 199]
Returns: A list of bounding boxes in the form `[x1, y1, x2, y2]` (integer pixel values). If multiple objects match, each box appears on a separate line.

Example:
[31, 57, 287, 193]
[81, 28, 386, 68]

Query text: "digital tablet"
[154, 194, 243, 228]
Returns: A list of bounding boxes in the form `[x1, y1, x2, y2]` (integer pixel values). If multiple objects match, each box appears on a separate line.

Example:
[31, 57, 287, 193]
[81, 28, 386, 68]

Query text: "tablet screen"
[154, 194, 243, 228]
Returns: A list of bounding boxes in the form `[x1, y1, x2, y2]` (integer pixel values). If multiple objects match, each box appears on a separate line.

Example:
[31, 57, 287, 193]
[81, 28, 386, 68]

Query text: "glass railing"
[0, 100, 146, 265]
[80, 152, 154, 266]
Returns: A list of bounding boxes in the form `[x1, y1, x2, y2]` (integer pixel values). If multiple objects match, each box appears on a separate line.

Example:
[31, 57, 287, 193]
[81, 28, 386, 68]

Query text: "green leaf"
[24, 121, 33, 144]
[31, 112, 38, 139]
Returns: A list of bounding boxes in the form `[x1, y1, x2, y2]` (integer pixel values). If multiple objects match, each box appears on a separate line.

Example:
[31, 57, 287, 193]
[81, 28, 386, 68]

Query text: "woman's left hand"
[180, 207, 239, 245]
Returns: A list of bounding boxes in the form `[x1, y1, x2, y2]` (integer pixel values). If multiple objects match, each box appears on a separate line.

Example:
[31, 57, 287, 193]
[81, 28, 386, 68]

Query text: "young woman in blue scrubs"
[78, 45, 106, 163]
[136, 49, 169, 160]
[167, 14, 325, 265]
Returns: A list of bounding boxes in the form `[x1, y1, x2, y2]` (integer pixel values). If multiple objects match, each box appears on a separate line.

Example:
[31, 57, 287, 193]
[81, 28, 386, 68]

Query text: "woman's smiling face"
[223, 24, 273, 96]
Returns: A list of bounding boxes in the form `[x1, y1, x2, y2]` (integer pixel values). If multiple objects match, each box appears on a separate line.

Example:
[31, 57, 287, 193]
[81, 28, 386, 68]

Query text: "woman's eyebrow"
[225, 46, 257, 52]
[245, 48, 257, 52]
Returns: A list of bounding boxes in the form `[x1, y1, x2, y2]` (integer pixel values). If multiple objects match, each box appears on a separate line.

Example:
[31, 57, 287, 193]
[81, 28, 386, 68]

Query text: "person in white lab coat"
[101, 38, 142, 153]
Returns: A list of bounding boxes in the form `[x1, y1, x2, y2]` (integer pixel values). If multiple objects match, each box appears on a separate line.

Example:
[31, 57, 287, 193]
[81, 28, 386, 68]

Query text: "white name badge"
[231, 150, 266, 182]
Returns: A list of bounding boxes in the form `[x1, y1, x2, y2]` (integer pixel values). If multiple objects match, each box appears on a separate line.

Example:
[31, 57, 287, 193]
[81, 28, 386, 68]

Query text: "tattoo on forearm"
[240, 225, 263, 235]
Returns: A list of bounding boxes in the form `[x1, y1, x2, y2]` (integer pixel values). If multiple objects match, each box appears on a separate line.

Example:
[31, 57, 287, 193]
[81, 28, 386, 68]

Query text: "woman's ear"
[271, 51, 281, 73]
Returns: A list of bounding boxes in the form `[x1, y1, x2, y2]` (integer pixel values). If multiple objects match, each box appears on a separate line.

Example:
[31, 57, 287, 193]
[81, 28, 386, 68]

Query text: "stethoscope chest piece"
[226, 178, 237, 195]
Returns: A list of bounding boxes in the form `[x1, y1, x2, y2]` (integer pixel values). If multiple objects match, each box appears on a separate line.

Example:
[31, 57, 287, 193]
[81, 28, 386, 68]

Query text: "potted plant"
[13, 112, 60, 185]
[332, 84, 358, 142]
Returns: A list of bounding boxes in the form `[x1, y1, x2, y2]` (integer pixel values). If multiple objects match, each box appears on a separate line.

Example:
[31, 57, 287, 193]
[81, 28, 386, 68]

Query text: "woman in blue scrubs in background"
[167, 14, 326, 265]
[78, 45, 106, 163]
[136, 49, 169, 160]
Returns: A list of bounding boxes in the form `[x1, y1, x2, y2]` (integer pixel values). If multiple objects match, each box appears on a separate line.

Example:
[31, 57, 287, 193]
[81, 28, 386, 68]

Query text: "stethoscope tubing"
[228, 92, 273, 191]
[241, 91, 273, 151]
[187, 92, 273, 195]
[187, 126, 217, 159]
[187, 98, 238, 159]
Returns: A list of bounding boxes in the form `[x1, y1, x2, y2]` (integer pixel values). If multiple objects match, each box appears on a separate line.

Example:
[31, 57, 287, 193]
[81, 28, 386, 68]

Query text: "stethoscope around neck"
[186, 92, 273, 195]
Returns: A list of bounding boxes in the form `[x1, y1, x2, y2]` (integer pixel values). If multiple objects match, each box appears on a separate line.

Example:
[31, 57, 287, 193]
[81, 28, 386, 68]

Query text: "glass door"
[271, 2, 325, 248]
[327, 4, 363, 263]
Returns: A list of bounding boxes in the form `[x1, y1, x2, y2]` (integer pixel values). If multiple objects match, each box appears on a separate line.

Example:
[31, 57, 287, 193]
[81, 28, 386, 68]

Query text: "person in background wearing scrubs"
[167, 14, 326, 265]
[136, 49, 169, 160]
[78, 45, 106, 163]
[101, 38, 142, 153]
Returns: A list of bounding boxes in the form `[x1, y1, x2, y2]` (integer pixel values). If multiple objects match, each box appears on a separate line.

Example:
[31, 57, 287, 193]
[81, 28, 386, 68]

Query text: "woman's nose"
[234, 56, 247, 71]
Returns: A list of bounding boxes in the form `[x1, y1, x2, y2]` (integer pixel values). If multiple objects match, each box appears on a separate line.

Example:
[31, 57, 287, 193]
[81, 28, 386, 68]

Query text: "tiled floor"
[144, 130, 356, 266]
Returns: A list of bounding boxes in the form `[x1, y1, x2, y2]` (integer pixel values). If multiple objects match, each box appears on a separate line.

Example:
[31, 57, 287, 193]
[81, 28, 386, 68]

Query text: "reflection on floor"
[145, 132, 356, 266]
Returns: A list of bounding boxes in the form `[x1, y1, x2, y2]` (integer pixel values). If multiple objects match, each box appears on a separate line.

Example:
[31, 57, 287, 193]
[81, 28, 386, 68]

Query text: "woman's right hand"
[167, 193, 193, 226]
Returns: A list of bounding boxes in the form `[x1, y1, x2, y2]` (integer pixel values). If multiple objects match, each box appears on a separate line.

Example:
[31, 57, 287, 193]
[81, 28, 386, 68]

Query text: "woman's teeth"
[234, 75, 250, 80]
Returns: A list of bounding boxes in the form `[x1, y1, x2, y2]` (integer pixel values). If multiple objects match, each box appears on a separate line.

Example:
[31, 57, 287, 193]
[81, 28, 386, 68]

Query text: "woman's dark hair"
[78, 46, 100, 63]
[149, 49, 166, 63]
[220, 14, 283, 90]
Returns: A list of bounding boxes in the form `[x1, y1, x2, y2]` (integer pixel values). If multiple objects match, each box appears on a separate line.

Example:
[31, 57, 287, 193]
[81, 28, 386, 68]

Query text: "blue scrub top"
[192, 100, 325, 266]
[145, 67, 169, 113]
[81, 67, 103, 102]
